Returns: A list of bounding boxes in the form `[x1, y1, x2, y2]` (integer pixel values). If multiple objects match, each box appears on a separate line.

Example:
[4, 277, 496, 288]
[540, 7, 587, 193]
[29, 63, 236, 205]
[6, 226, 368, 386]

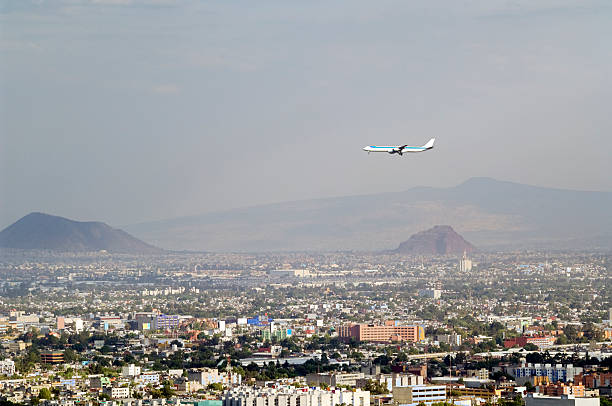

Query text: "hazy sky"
[1, 0, 611, 229]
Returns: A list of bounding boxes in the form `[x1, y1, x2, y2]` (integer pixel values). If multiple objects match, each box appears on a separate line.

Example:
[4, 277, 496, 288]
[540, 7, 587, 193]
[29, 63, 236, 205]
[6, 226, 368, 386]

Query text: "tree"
[523, 343, 538, 351]
[208, 382, 225, 392]
[38, 388, 52, 400]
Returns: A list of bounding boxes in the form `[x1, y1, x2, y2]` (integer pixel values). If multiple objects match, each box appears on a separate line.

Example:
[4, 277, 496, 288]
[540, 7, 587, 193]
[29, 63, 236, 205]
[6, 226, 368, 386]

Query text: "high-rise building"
[459, 251, 472, 272]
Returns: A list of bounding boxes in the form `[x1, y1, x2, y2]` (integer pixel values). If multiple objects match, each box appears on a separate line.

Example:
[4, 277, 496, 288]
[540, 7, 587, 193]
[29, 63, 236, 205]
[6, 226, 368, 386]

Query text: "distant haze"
[2, 0, 612, 229]
[124, 178, 612, 252]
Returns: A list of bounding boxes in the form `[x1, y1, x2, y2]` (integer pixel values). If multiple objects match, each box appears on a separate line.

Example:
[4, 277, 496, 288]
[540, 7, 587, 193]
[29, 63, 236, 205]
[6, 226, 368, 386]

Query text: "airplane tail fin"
[423, 138, 435, 149]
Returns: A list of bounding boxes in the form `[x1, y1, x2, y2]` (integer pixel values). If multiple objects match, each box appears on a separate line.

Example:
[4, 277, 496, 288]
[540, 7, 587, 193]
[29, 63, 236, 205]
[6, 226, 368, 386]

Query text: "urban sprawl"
[0, 249, 611, 406]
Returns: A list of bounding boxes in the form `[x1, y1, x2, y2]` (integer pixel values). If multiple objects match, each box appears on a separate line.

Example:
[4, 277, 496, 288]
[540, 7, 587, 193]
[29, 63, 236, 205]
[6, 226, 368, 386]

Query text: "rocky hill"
[393, 225, 475, 255]
[0, 212, 161, 254]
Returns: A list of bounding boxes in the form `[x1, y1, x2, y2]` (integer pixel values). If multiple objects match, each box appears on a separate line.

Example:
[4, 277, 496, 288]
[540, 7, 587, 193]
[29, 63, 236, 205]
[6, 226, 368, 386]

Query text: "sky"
[1, 0, 612, 229]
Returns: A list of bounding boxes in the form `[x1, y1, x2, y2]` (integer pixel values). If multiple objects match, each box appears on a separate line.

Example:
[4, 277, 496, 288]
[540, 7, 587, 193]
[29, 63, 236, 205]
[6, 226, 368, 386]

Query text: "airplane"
[363, 138, 435, 155]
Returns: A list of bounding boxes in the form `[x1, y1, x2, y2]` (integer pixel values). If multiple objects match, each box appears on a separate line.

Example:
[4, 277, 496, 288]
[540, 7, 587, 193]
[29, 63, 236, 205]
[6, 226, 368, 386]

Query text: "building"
[511, 363, 583, 384]
[262, 323, 293, 341]
[188, 368, 242, 387]
[0, 359, 15, 376]
[504, 336, 557, 349]
[574, 373, 612, 388]
[459, 251, 472, 272]
[392, 385, 446, 406]
[537, 382, 585, 397]
[391, 364, 427, 379]
[140, 372, 160, 384]
[418, 289, 441, 299]
[338, 322, 424, 343]
[360, 373, 423, 392]
[436, 333, 462, 347]
[156, 314, 180, 330]
[223, 386, 369, 406]
[307, 372, 365, 387]
[525, 393, 599, 406]
[121, 364, 141, 377]
[7, 341, 27, 352]
[40, 351, 64, 364]
[102, 386, 130, 399]
[452, 387, 502, 401]
[90, 376, 111, 389]
[269, 269, 310, 278]
[361, 364, 381, 376]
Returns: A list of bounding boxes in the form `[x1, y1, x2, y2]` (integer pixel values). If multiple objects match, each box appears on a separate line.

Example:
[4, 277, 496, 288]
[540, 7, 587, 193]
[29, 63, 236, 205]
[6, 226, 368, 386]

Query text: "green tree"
[38, 388, 52, 400]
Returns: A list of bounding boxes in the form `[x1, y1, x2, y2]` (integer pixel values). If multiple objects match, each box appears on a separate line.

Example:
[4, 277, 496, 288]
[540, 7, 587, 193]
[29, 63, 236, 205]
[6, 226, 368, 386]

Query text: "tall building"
[459, 251, 472, 272]
[339, 322, 424, 343]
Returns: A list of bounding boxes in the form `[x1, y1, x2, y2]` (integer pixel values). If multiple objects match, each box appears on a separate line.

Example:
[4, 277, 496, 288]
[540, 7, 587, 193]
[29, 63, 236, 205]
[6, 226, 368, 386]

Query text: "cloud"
[151, 84, 180, 94]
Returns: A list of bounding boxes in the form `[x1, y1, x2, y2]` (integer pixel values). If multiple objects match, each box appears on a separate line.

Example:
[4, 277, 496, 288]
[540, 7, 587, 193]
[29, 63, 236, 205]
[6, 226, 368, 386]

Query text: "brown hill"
[393, 225, 475, 255]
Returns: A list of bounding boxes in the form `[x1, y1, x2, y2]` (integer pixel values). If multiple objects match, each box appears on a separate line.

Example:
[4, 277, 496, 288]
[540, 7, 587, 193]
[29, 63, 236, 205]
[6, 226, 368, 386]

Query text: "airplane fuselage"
[362, 138, 435, 155]
[362, 145, 429, 153]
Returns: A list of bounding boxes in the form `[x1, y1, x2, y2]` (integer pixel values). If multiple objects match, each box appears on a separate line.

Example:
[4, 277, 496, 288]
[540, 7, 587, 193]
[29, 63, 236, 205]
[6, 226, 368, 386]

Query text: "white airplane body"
[363, 138, 435, 155]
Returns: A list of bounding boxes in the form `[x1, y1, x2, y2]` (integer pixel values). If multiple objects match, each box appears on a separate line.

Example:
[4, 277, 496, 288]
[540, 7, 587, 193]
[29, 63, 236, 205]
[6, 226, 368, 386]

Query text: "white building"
[525, 394, 599, 406]
[121, 364, 141, 377]
[223, 386, 369, 406]
[188, 368, 242, 386]
[375, 373, 423, 391]
[459, 251, 472, 272]
[393, 385, 446, 406]
[102, 386, 130, 399]
[0, 359, 15, 376]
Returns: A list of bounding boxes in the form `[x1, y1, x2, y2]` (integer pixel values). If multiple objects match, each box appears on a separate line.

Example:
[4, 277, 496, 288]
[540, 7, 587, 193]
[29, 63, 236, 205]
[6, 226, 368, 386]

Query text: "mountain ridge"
[123, 177, 612, 252]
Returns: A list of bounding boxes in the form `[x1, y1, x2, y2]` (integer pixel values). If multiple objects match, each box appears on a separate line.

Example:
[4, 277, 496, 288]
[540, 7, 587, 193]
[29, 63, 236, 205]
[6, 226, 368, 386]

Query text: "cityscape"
[2, 1, 612, 406]
[0, 247, 610, 406]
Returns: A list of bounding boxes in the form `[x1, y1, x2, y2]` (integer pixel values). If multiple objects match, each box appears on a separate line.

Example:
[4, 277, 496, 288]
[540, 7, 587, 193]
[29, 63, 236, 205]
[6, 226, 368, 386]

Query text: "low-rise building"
[223, 386, 369, 406]
[392, 385, 446, 406]
[102, 385, 130, 399]
[307, 372, 365, 387]
[524, 393, 599, 406]
[511, 363, 583, 384]
[0, 359, 15, 376]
